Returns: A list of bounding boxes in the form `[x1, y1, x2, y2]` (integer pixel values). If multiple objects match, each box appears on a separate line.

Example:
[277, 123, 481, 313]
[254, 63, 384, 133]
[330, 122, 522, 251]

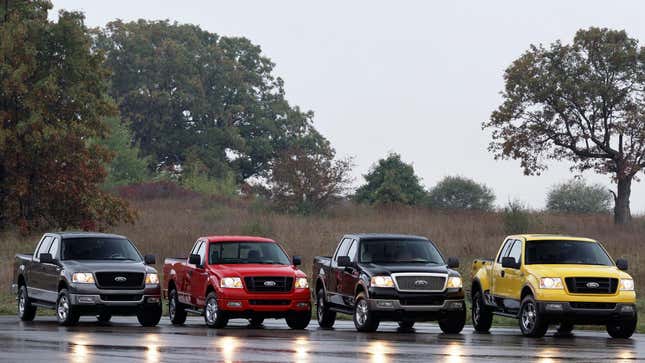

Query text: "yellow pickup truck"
[471, 234, 637, 338]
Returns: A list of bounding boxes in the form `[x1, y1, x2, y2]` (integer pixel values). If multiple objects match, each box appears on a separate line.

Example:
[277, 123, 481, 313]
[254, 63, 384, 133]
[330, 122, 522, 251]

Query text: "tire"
[607, 318, 637, 339]
[248, 317, 264, 328]
[286, 311, 311, 330]
[398, 320, 415, 331]
[56, 289, 80, 326]
[439, 308, 466, 334]
[353, 292, 379, 332]
[204, 292, 228, 329]
[96, 312, 112, 323]
[17, 285, 37, 322]
[316, 288, 336, 329]
[471, 290, 493, 333]
[137, 304, 162, 327]
[168, 288, 187, 325]
[519, 295, 548, 338]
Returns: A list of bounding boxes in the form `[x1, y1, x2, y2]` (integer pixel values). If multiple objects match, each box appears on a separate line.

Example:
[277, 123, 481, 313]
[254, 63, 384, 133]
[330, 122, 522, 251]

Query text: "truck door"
[329, 238, 352, 306]
[190, 241, 209, 307]
[491, 239, 513, 303]
[502, 239, 524, 302]
[29, 236, 53, 301]
[40, 237, 62, 303]
[179, 240, 202, 305]
[340, 239, 360, 307]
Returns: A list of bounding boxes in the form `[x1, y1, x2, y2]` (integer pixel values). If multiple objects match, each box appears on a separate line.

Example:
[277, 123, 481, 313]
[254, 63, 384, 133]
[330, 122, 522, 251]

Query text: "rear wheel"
[353, 292, 379, 332]
[439, 308, 466, 334]
[607, 318, 637, 339]
[17, 285, 37, 322]
[471, 290, 493, 333]
[137, 304, 162, 327]
[286, 311, 311, 330]
[204, 292, 228, 329]
[316, 288, 336, 329]
[56, 289, 80, 326]
[168, 288, 187, 325]
[519, 295, 548, 338]
[96, 312, 112, 323]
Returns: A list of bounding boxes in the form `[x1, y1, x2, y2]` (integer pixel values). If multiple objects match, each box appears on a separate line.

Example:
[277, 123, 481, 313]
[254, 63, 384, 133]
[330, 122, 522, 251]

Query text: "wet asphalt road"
[0, 316, 642, 362]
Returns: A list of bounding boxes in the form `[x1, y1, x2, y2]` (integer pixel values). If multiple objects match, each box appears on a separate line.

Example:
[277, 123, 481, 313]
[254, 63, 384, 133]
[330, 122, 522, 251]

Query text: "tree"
[0, 1, 134, 231]
[354, 153, 426, 205]
[546, 179, 612, 214]
[485, 27, 645, 224]
[427, 176, 495, 211]
[98, 117, 151, 188]
[94, 20, 327, 182]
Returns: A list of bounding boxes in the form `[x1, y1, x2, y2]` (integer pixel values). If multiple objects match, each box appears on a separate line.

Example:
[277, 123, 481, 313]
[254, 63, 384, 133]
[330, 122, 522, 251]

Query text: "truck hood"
[62, 260, 156, 274]
[359, 263, 457, 276]
[209, 264, 305, 277]
[525, 264, 631, 279]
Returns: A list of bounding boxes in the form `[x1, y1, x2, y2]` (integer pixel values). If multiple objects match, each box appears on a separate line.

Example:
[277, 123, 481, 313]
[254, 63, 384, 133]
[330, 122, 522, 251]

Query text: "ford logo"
[586, 282, 600, 289]
[263, 281, 277, 287]
[114, 276, 127, 282]
[414, 280, 428, 286]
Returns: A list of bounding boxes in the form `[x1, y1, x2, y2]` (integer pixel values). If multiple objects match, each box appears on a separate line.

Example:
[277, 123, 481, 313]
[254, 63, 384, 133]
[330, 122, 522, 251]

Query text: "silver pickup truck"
[12, 232, 162, 326]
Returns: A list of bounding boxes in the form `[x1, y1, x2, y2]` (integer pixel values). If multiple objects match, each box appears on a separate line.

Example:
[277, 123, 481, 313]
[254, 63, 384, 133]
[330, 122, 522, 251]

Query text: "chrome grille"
[95, 272, 144, 289]
[393, 274, 446, 292]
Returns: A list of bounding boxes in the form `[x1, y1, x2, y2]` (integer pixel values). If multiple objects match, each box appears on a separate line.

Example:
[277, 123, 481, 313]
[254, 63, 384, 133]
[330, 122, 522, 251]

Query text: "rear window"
[525, 240, 613, 266]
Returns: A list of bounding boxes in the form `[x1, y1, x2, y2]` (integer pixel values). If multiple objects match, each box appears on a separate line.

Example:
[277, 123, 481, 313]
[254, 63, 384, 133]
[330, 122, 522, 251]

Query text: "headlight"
[72, 272, 95, 284]
[619, 279, 635, 291]
[220, 277, 243, 288]
[294, 277, 309, 289]
[447, 276, 463, 289]
[370, 276, 394, 288]
[145, 273, 159, 285]
[539, 277, 563, 289]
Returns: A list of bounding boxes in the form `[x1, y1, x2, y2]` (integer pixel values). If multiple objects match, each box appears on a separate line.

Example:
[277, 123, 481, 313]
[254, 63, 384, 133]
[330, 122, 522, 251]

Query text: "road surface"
[0, 316, 641, 362]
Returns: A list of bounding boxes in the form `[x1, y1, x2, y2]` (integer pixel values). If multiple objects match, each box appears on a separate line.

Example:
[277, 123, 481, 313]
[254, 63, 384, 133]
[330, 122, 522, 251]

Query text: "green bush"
[503, 199, 531, 234]
[547, 179, 612, 214]
[427, 176, 495, 211]
[354, 153, 426, 205]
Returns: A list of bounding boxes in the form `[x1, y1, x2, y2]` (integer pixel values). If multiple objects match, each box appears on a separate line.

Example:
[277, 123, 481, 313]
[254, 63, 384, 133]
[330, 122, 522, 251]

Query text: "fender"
[355, 279, 370, 299]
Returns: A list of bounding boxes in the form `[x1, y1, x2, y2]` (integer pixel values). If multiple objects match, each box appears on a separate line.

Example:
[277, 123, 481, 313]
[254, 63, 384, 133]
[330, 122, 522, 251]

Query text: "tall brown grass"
[2, 194, 644, 294]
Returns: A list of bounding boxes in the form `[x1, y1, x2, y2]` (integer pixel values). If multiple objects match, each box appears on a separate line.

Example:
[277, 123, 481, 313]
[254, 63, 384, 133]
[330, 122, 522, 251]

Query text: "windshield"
[61, 237, 143, 261]
[359, 239, 445, 264]
[525, 240, 613, 265]
[209, 242, 291, 265]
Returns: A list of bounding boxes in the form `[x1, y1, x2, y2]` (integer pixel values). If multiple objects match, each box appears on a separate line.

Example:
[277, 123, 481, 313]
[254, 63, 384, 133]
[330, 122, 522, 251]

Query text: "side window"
[347, 240, 358, 263]
[197, 241, 206, 266]
[36, 237, 53, 260]
[334, 238, 352, 262]
[496, 240, 513, 263]
[507, 240, 522, 265]
[48, 237, 60, 259]
[190, 240, 202, 255]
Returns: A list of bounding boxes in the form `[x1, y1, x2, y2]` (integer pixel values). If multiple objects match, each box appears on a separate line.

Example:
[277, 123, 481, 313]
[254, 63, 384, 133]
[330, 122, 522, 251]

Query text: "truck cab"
[471, 234, 637, 338]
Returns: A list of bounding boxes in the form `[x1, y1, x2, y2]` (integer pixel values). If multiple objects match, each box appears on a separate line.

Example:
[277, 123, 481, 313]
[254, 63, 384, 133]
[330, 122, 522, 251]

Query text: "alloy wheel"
[169, 295, 176, 320]
[356, 299, 368, 326]
[205, 297, 218, 324]
[57, 296, 69, 322]
[521, 301, 536, 331]
[18, 290, 25, 316]
[317, 294, 325, 323]
[473, 297, 481, 325]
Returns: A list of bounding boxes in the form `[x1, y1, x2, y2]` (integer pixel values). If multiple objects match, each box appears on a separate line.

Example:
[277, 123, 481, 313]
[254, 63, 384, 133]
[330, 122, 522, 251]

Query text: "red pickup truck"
[162, 236, 311, 329]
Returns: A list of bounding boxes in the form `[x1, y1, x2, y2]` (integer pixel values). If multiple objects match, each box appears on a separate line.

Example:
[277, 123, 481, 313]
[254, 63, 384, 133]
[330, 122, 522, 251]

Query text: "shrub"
[546, 179, 612, 214]
[503, 200, 531, 234]
[354, 153, 426, 205]
[427, 176, 495, 211]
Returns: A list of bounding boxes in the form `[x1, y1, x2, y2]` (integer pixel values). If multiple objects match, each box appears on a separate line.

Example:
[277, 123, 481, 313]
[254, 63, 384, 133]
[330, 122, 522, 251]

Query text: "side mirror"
[447, 257, 460, 269]
[616, 258, 628, 271]
[144, 254, 156, 265]
[40, 253, 53, 264]
[292, 256, 302, 266]
[189, 254, 201, 266]
[337, 255, 351, 267]
[501, 256, 519, 269]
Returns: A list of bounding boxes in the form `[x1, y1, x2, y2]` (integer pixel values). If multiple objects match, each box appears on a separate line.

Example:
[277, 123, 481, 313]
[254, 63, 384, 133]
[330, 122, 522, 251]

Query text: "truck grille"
[95, 272, 145, 289]
[393, 275, 446, 292]
[570, 302, 616, 310]
[244, 276, 293, 293]
[565, 277, 618, 294]
[249, 300, 291, 306]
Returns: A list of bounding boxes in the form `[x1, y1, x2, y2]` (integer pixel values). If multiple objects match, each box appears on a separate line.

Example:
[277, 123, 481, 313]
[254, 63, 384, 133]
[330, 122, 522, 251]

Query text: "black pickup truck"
[12, 232, 162, 326]
[312, 234, 466, 333]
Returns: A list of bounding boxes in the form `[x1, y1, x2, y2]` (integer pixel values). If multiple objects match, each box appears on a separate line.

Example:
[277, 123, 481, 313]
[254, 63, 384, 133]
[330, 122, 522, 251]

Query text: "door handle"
[500, 270, 505, 278]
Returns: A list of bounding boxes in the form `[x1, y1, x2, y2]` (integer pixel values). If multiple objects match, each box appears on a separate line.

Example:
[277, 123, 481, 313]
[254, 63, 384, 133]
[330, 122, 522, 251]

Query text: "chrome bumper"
[368, 298, 465, 312]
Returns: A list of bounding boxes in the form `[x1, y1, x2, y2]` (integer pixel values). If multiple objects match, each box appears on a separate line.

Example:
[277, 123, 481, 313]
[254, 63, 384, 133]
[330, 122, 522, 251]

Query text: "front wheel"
[353, 292, 379, 332]
[204, 292, 228, 329]
[168, 289, 187, 325]
[316, 288, 336, 329]
[471, 290, 493, 333]
[607, 318, 637, 339]
[17, 285, 37, 321]
[439, 308, 466, 334]
[56, 289, 80, 326]
[137, 304, 162, 327]
[519, 295, 548, 338]
[286, 311, 311, 330]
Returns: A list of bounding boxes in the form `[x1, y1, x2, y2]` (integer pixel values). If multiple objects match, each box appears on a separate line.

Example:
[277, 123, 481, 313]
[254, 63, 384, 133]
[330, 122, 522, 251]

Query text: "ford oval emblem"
[586, 282, 600, 289]
[414, 280, 428, 286]
[263, 280, 277, 287]
[114, 276, 127, 282]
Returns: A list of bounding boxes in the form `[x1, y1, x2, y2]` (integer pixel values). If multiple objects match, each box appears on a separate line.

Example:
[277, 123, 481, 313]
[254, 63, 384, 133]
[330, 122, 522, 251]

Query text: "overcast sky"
[51, 0, 645, 211]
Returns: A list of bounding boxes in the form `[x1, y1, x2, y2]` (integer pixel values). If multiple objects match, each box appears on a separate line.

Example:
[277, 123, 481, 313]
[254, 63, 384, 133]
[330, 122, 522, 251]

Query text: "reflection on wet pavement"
[0, 316, 642, 362]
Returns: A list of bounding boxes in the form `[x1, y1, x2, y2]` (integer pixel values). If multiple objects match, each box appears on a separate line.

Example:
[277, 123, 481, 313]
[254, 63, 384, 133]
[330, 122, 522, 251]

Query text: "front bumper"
[366, 287, 465, 322]
[537, 301, 637, 324]
[217, 288, 311, 319]
[67, 283, 162, 315]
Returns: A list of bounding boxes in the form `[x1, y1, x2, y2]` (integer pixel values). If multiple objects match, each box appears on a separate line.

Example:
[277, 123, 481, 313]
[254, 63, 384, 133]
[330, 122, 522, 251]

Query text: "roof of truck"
[53, 231, 128, 239]
[344, 233, 429, 240]
[201, 236, 276, 243]
[510, 234, 597, 242]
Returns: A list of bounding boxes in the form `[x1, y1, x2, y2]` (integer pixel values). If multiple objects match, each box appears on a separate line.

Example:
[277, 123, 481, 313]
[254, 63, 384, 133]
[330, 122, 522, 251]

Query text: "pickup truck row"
[12, 231, 638, 338]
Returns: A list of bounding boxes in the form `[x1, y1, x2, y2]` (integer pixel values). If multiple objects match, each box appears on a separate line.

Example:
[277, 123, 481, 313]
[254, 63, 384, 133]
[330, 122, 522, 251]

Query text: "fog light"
[622, 305, 635, 313]
[296, 302, 309, 308]
[376, 301, 394, 308]
[545, 303, 564, 311]
[448, 301, 464, 310]
[147, 297, 160, 304]
[78, 295, 96, 304]
[227, 301, 242, 307]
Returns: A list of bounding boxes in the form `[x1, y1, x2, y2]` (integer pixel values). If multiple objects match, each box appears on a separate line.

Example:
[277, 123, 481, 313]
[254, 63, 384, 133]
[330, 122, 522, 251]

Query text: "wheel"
[17, 285, 36, 321]
[286, 311, 311, 330]
[439, 308, 466, 334]
[204, 292, 228, 329]
[316, 288, 336, 329]
[137, 304, 162, 327]
[471, 290, 493, 333]
[353, 292, 379, 332]
[168, 288, 187, 325]
[555, 322, 574, 336]
[248, 317, 264, 328]
[519, 295, 548, 338]
[398, 320, 415, 331]
[607, 318, 637, 339]
[96, 312, 112, 323]
[56, 289, 80, 326]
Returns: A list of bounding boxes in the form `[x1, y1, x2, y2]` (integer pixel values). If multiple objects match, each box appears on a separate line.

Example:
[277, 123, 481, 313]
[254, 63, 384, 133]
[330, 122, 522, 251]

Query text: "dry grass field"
[1, 190, 643, 330]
